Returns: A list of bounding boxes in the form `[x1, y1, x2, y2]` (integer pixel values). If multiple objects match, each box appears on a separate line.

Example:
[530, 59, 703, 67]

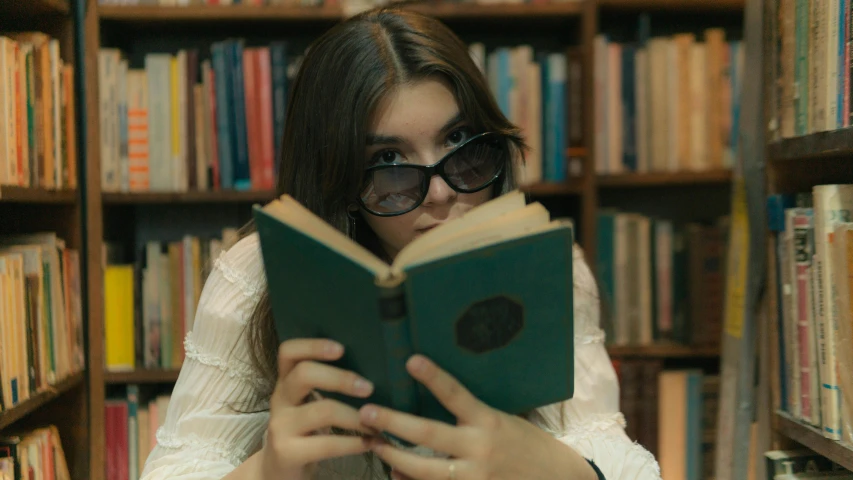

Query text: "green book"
[253, 190, 575, 425]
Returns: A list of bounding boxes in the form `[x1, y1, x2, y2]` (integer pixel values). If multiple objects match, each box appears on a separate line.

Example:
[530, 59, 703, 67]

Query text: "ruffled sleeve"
[140, 233, 271, 480]
[532, 246, 662, 480]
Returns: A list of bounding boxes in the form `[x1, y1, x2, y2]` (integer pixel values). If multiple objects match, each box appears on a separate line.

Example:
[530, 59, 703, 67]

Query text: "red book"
[256, 47, 275, 190]
[242, 49, 262, 190]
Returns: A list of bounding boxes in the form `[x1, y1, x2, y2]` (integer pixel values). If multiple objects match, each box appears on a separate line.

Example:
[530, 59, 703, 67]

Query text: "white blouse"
[139, 233, 662, 480]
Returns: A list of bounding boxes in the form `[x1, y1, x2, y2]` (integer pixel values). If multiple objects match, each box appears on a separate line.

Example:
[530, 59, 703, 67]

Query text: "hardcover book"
[253, 190, 575, 425]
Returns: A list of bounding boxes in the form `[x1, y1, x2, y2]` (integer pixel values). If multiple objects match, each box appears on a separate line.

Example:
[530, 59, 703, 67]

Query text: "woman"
[140, 5, 661, 480]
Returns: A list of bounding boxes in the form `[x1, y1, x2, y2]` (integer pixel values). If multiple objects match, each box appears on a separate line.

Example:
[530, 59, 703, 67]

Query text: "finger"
[370, 440, 466, 480]
[406, 355, 487, 423]
[277, 338, 345, 379]
[280, 399, 377, 436]
[359, 404, 473, 457]
[278, 361, 374, 406]
[288, 435, 373, 464]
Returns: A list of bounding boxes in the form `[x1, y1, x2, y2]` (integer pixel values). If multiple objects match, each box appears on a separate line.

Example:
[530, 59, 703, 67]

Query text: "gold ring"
[448, 463, 456, 480]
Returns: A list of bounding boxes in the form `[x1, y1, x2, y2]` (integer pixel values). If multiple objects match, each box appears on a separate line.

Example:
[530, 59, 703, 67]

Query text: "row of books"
[96, 0, 581, 7]
[0, 233, 84, 413]
[103, 229, 239, 372]
[593, 30, 743, 175]
[0, 425, 71, 480]
[765, 450, 852, 479]
[97, 38, 580, 194]
[596, 212, 727, 348]
[105, 388, 170, 480]
[771, 0, 853, 139]
[768, 185, 853, 445]
[611, 359, 719, 480]
[470, 43, 581, 185]
[0, 33, 78, 190]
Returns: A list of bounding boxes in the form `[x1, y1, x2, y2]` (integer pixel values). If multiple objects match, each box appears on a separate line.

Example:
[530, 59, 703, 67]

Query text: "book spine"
[378, 283, 417, 415]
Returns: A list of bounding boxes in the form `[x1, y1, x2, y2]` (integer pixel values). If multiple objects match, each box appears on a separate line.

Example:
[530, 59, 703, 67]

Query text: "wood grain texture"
[0, 373, 85, 430]
[597, 169, 733, 188]
[102, 190, 277, 204]
[97, 2, 583, 23]
[768, 128, 853, 161]
[0, 187, 78, 203]
[775, 412, 853, 472]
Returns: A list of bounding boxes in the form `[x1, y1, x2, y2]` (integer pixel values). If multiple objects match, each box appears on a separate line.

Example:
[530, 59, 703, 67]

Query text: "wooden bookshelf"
[607, 343, 721, 358]
[597, 170, 733, 188]
[0, 187, 78, 204]
[0, 0, 70, 18]
[767, 128, 853, 162]
[523, 181, 585, 196]
[0, 373, 85, 430]
[98, 2, 583, 23]
[104, 369, 182, 385]
[775, 412, 853, 472]
[597, 0, 745, 10]
[102, 190, 277, 204]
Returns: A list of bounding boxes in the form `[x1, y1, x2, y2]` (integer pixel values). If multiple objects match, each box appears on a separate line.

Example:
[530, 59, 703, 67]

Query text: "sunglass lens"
[360, 167, 425, 215]
[443, 135, 506, 192]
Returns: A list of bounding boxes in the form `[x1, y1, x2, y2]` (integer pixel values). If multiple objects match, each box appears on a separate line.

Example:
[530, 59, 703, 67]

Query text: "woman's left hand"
[358, 354, 598, 480]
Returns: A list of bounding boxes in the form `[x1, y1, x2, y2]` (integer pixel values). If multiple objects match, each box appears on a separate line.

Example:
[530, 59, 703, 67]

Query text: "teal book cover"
[253, 193, 575, 425]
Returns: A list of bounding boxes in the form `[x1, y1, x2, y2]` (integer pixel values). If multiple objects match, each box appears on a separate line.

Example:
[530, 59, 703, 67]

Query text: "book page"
[262, 197, 389, 275]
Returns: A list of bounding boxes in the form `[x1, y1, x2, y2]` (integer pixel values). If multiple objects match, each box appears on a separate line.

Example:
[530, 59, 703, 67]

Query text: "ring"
[448, 462, 456, 480]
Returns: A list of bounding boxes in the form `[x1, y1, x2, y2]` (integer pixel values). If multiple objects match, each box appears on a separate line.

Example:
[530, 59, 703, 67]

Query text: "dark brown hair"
[241, 5, 528, 398]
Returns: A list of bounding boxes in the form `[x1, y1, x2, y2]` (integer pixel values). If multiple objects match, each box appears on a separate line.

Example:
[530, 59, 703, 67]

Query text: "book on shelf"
[0, 33, 77, 190]
[596, 210, 728, 348]
[771, 0, 852, 138]
[765, 449, 849, 479]
[0, 233, 84, 413]
[253, 190, 575, 425]
[593, 28, 742, 176]
[98, 38, 581, 194]
[0, 425, 71, 480]
[767, 186, 853, 445]
[105, 387, 171, 480]
[103, 228, 239, 373]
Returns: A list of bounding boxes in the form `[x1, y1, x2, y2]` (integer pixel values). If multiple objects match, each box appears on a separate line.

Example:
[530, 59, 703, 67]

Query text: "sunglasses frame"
[357, 131, 509, 217]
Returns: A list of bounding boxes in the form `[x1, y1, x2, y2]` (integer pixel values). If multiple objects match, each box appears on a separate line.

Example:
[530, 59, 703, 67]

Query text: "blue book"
[550, 53, 567, 182]
[211, 43, 233, 190]
[767, 194, 796, 413]
[596, 212, 616, 343]
[270, 41, 289, 177]
[229, 39, 251, 190]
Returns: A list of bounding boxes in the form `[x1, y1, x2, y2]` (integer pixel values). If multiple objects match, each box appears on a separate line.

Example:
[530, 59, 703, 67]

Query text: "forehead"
[368, 77, 461, 136]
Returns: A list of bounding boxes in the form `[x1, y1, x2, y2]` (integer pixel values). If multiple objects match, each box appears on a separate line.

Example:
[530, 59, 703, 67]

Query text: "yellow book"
[170, 57, 180, 191]
[104, 265, 135, 371]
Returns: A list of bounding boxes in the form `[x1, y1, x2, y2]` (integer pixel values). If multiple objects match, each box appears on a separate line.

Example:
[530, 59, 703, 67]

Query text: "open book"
[253, 190, 575, 424]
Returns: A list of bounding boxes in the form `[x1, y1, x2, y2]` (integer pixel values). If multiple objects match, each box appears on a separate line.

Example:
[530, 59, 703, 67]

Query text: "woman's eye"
[446, 128, 472, 147]
[372, 150, 403, 164]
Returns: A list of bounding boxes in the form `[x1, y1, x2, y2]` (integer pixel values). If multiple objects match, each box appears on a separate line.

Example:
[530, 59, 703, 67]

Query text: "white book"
[119, 59, 129, 192]
[145, 54, 172, 191]
[825, 0, 839, 129]
[689, 43, 707, 171]
[593, 35, 608, 175]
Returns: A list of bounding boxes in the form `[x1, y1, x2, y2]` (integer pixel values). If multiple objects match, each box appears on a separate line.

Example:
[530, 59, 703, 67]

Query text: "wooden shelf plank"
[0, 186, 77, 204]
[522, 181, 585, 196]
[98, 2, 583, 23]
[597, 0, 744, 11]
[0, 0, 70, 18]
[104, 369, 181, 384]
[775, 412, 853, 472]
[0, 372, 85, 430]
[565, 147, 589, 158]
[768, 128, 853, 162]
[102, 190, 277, 204]
[606, 343, 721, 358]
[597, 169, 733, 188]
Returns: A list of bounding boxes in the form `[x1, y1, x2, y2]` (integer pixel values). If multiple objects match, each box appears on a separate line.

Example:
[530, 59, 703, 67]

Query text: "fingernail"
[408, 355, 427, 374]
[326, 341, 343, 356]
[361, 405, 379, 423]
[354, 377, 373, 395]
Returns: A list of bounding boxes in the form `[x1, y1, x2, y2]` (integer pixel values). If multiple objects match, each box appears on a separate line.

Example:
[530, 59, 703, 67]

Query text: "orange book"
[256, 47, 275, 190]
[62, 65, 76, 189]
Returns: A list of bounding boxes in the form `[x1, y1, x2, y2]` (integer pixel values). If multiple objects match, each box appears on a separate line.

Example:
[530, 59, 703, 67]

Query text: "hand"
[359, 354, 597, 480]
[260, 339, 378, 480]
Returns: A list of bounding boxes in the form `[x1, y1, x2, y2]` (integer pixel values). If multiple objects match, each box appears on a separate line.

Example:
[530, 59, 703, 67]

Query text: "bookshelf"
[0, 0, 88, 477]
[775, 413, 853, 472]
[78, 0, 747, 478]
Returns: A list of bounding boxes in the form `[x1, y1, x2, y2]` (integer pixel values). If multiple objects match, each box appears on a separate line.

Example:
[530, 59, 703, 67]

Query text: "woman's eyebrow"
[365, 112, 464, 146]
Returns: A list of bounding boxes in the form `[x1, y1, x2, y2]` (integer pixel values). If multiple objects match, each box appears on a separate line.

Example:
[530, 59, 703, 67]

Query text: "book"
[253, 190, 575, 425]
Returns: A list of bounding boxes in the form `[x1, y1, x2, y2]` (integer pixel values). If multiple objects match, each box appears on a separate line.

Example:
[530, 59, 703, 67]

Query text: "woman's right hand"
[261, 339, 377, 480]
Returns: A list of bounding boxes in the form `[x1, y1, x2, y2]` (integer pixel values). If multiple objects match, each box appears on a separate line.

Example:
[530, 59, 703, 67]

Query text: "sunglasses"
[357, 132, 509, 217]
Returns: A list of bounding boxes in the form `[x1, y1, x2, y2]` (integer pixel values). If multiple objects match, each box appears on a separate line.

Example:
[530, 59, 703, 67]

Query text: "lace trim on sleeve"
[214, 253, 263, 304]
[155, 427, 250, 467]
[184, 332, 271, 393]
[544, 412, 627, 439]
[576, 330, 606, 345]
